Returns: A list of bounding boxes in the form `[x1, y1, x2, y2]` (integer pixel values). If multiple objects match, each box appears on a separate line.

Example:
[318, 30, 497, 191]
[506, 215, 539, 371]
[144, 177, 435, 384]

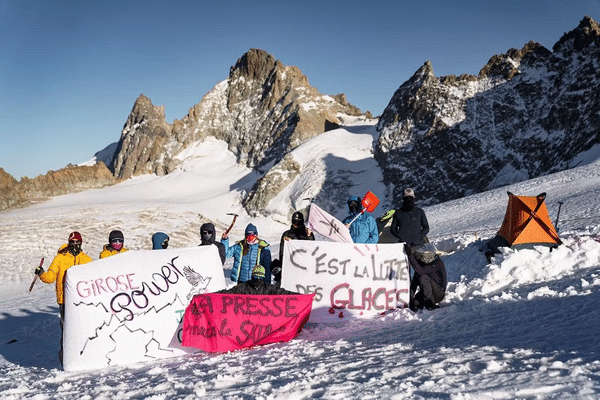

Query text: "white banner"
[307, 203, 353, 243]
[62, 246, 226, 371]
[281, 240, 410, 323]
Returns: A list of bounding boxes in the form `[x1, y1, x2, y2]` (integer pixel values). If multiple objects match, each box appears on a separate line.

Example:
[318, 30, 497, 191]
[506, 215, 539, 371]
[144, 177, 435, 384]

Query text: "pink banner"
[182, 293, 315, 352]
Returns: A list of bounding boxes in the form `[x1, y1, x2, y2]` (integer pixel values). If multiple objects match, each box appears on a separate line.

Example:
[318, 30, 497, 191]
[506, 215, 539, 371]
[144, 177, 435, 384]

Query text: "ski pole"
[555, 201, 564, 232]
[28, 257, 44, 294]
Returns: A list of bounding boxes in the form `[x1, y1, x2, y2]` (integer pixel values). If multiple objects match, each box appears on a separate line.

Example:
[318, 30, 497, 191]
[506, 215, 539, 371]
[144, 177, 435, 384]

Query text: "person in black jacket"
[271, 211, 315, 283]
[390, 188, 430, 254]
[278, 211, 315, 259]
[218, 265, 298, 295]
[199, 223, 226, 265]
[406, 243, 447, 311]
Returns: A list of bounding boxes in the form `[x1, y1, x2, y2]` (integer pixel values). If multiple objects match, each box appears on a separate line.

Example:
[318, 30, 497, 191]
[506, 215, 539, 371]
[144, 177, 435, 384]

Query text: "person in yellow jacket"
[99, 230, 128, 259]
[34, 231, 92, 365]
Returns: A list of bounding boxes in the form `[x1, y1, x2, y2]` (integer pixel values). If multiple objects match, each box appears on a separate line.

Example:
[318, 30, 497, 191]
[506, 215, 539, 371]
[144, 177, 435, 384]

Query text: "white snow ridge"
[1, 122, 600, 399]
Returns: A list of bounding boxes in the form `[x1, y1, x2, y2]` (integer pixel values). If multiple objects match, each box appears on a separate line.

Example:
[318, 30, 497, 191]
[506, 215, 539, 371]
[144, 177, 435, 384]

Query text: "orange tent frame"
[497, 192, 562, 248]
[483, 192, 561, 260]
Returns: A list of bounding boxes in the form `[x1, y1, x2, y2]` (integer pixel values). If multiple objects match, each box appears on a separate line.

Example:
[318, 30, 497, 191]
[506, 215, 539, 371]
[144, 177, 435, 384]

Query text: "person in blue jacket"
[221, 223, 272, 283]
[343, 196, 379, 244]
[152, 232, 170, 249]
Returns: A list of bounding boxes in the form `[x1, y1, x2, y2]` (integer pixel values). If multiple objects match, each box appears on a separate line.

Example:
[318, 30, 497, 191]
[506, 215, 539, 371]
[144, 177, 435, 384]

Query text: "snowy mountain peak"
[109, 48, 365, 182]
[375, 16, 600, 207]
[553, 15, 600, 53]
[112, 94, 172, 178]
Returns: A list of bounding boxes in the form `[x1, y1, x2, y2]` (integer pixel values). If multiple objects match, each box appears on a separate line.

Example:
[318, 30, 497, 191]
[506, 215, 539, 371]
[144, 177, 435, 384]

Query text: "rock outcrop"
[111, 48, 364, 181]
[376, 16, 600, 206]
[0, 163, 118, 211]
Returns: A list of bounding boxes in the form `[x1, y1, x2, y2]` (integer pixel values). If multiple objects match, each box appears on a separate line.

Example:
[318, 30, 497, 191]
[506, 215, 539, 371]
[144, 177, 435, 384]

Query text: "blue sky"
[2, 0, 599, 179]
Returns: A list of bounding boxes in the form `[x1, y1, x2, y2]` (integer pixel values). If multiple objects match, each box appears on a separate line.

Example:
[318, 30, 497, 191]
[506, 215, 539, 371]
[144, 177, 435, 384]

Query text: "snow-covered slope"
[1, 123, 600, 399]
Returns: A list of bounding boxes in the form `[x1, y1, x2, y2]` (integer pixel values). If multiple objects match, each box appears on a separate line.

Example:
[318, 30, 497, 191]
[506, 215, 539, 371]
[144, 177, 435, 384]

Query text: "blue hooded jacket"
[342, 196, 379, 244]
[152, 232, 170, 250]
[221, 223, 272, 283]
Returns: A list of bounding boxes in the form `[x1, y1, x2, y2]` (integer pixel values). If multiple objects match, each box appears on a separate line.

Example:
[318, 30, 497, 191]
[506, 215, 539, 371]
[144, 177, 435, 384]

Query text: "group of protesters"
[36, 186, 446, 307]
[34, 187, 447, 364]
[324, 189, 445, 312]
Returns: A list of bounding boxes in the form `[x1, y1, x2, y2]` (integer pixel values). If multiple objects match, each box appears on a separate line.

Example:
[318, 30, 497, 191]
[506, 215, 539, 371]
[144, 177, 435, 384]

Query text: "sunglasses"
[111, 238, 124, 243]
[69, 240, 82, 245]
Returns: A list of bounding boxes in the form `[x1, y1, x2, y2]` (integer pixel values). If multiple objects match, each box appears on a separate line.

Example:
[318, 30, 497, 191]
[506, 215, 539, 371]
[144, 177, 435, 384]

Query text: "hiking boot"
[424, 300, 440, 310]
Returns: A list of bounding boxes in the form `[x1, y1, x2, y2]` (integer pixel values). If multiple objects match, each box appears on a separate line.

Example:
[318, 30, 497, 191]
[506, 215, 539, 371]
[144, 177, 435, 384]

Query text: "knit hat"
[403, 188, 415, 198]
[251, 265, 266, 279]
[69, 231, 82, 243]
[245, 223, 258, 236]
[109, 230, 124, 243]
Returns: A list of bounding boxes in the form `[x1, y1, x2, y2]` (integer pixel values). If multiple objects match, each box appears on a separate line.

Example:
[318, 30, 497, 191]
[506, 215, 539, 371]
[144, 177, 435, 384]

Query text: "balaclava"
[347, 197, 362, 214]
[245, 223, 258, 245]
[401, 196, 415, 212]
[68, 231, 83, 256]
[152, 232, 169, 250]
[291, 211, 305, 230]
[109, 230, 124, 251]
[200, 223, 216, 245]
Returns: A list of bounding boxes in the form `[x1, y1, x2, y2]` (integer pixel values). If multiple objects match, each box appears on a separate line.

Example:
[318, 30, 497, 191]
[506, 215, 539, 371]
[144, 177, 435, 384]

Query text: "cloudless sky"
[2, 0, 599, 179]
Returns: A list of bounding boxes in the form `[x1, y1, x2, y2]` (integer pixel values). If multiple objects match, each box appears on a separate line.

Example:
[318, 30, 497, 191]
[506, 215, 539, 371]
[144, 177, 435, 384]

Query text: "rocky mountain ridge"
[112, 48, 366, 180]
[2, 16, 599, 216]
[0, 164, 117, 211]
[375, 16, 600, 205]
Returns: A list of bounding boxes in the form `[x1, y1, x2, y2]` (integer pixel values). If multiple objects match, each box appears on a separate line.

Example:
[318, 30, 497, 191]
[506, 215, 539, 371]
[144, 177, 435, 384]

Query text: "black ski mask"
[69, 241, 82, 256]
[348, 199, 361, 214]
[201, 230, 213, 244]
[401, 196, 415, 212]
[200, 223, 216, 245]
[291, 212, 304, 229]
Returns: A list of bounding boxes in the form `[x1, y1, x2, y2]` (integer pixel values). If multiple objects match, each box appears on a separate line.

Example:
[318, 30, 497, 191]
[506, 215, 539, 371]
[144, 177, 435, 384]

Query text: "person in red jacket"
[34, 231, 92, 364]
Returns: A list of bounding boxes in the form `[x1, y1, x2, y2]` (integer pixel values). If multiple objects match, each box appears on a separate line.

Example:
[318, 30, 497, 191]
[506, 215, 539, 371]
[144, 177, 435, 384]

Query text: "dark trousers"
[410, 274, 445, 310]
[59, 304, 65, 366]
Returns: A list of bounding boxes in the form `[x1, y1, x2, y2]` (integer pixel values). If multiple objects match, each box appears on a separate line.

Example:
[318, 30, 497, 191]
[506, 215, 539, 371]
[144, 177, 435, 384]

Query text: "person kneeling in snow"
[406, 243, 447, 311]
[218, 265, 297, 295]
[99, 230, 128, 259]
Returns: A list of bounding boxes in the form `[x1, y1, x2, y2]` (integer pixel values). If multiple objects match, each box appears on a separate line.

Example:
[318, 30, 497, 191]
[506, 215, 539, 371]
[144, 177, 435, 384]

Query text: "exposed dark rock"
[376, 16, 600, 206]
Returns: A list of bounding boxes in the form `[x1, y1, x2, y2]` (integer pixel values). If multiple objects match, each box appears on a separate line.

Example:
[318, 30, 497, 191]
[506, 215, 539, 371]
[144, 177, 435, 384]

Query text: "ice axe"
[554, 201, 564, 232]
[28, 257, 44, 294]
[223, 213, 239, 237]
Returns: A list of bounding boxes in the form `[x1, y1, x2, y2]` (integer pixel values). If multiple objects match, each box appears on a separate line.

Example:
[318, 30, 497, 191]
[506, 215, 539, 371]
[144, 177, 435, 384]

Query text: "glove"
[272, 265, 282, 275]
[381, 209, 395, 221]
[35, 267, 44, 276]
